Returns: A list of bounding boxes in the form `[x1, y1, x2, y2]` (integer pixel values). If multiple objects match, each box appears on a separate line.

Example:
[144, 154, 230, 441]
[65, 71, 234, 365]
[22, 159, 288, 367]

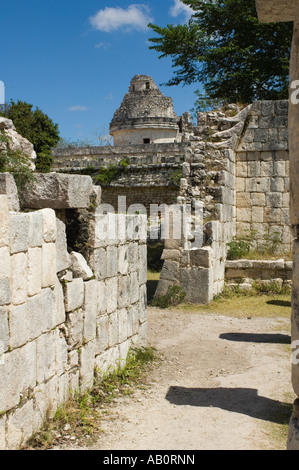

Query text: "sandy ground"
[54, 306, 294, 451]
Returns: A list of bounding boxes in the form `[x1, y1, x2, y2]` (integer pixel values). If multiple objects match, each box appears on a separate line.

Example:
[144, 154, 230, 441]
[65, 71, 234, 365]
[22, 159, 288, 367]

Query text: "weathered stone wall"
[235, 100, 292, 252]
[112, 128, 181, 146]
[0, 174, 147, 450]
[52, 144, 187, 223]
[156, 140, 237, 304]
[110, 75, 180, 145]
[254, 0, 298, 450]
[101, 186, 179, 214]
[225, 259, 293, 289]
[51, 99, 292, 304]
[51, 143, 188, 172]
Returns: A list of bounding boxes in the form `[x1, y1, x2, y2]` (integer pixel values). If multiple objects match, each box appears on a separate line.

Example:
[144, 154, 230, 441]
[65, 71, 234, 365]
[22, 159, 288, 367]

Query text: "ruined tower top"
[129, 75, 159, 92]
[109, 75, 181, 146]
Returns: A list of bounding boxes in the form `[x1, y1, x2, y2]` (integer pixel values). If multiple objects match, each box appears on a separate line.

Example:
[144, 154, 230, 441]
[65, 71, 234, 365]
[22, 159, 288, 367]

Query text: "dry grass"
[175, 293, 291, 319]
[23, 347, 159, 450]
[147, 271, 292, 320]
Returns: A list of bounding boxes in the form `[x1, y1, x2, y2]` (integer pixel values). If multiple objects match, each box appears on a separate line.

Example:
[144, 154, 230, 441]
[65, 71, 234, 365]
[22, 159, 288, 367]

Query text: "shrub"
[93, 158, 129, 185]
[226, 237, 252, 260]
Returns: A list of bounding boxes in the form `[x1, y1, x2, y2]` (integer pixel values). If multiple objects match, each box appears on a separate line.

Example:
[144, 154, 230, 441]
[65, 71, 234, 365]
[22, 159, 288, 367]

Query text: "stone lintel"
[20, 173, 94, 210]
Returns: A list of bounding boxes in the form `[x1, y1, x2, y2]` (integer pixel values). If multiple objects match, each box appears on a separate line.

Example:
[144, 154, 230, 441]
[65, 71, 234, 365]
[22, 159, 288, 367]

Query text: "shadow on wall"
[147, 242, 164, 304]
[165, 386, 292, 423]
[147, 280, 159, 304]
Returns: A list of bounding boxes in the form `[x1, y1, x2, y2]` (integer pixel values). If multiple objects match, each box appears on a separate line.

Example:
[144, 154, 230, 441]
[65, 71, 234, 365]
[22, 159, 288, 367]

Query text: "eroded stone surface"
[20, 173, 94, 209]
[256, 0, 296, 22]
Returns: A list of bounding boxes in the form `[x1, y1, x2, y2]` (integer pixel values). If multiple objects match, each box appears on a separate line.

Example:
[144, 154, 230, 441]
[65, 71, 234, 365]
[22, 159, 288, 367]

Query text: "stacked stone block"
[88, 212, 147, 379]
[51, 99, 292, 304]
[157, 144, 236, 303]
[102, 186, 179, 215]
[51, 143, 188, 172]
[0, 174, 147, 449]
[225, 259, 293, 289]
[235, 100, 292, 253]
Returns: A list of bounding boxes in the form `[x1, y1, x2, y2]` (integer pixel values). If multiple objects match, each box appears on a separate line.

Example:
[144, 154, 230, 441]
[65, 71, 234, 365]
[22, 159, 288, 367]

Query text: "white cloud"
[68, 105, 88, 112]
[169, 0, 194, 20]
[104, 92, 114, 101]
[95, 42, 110, 49]
[89, 4, 153, 33]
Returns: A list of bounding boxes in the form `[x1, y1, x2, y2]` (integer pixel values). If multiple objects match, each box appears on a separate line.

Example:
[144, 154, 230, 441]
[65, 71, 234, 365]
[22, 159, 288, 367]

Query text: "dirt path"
[55, 306, 294, 451]
[88, 307, 294, 451]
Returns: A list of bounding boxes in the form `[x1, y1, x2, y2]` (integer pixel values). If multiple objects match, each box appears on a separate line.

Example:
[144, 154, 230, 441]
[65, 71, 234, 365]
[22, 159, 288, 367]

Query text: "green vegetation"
[93, 158, 129, 185]
[0, 100, 60, 172]
[227, 229, 291, 260]
[60, 158, 131, 184]
[0, 130, 35, 191]
[169, 168, 183, 187]
[148, 0, 293, 110]
[24, 347, 158, 449]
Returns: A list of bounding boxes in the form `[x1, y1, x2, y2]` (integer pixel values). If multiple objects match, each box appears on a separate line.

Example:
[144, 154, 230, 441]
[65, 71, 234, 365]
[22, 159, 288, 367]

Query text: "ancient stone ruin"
[110, 75, 182, 146]
[0, 118, 147, 449]
[52, 77, 293, 305]
[254, 0, 299, 451]
[0, 42, 298, 446]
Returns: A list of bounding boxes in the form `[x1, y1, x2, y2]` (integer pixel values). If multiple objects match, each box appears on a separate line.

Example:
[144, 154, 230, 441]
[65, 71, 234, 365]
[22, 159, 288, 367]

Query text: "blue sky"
[0, 1, 200, 145]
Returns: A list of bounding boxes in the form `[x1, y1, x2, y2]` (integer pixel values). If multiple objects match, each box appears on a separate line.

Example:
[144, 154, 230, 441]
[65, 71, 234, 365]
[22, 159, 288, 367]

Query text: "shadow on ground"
[165, 386, 292, 423]
[219, 332, 290, 344]
[267, 300, 291, 308]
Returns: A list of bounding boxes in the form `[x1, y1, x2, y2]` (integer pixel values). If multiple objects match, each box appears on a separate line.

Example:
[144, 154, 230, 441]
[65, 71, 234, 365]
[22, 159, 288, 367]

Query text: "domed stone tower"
[110, 75, 181, 146]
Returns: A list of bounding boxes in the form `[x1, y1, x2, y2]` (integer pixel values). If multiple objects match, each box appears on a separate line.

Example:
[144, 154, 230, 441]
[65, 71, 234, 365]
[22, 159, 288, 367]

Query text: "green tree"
[148, 0, 293, 108]
[0, 100, 60, 172]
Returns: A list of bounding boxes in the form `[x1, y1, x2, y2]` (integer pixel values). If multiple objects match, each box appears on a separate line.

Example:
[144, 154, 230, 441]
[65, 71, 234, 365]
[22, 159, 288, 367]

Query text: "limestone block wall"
[235, 100, 292, 253]
[49, 99, 293, 305]
[51, 143, 188, 172]
[51, 145, 187, 215]
[155, 146, 236, 304]
[225, 259, 293, 288]
[101, 186, 179, 214]
[210, 148, 237, 296]
[0, 192, 147, 450]
[112, 127, 181, 146]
